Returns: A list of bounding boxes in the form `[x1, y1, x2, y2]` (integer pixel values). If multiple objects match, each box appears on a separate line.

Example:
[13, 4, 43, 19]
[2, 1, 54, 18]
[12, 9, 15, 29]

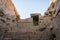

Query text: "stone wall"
[52, 0, 60, 40]
[1, 0, 60, 40]
[0, 0, 20, 40]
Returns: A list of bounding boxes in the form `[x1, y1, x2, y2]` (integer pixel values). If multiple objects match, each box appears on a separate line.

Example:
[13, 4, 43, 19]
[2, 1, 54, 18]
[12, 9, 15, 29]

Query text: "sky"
[12, 0, 50, 19]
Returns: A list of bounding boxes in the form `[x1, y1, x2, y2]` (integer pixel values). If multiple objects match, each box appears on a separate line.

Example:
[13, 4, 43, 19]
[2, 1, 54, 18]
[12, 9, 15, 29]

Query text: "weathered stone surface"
[0, 0, 20, 40]
[1, 0, 60, 40]
[52, 0, 60, 40]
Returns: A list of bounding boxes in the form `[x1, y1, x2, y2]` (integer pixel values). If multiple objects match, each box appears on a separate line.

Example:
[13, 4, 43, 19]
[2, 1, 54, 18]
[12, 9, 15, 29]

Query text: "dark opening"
[0, 10, 4, 17]
[32, 15, 39, 26]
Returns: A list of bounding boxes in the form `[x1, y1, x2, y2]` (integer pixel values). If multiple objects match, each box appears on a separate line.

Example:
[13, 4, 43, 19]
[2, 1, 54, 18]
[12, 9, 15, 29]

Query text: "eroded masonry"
[0, 0, 60, 40]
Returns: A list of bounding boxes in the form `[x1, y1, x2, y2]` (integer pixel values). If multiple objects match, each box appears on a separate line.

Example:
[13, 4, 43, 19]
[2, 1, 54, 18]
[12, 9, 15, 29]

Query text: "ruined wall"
[0, 0, 20, 40]
[0, 0, 20, 20]
[43, 0, 60, 40]
[52, 0, 60, 40]
[0, 0, 60, 40]
[17, 18, 33, 32]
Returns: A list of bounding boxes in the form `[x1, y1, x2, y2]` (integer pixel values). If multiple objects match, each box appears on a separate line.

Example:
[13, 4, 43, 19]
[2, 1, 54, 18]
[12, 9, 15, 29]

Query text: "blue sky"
[12, 0, 50, 19]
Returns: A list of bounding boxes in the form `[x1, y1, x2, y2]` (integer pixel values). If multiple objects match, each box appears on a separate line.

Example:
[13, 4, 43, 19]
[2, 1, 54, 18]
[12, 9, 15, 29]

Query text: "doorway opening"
[31, 15, 39, 26]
